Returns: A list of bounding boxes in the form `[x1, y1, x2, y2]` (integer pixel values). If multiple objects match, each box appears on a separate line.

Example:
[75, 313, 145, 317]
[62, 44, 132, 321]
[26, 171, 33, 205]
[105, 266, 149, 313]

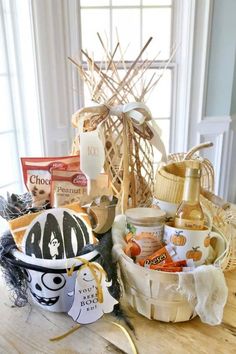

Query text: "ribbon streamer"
[110, 321, 138, 354]
[49, 321, 138, 354]
[49, 324, 81, 342]
[110, 102, 152, 125]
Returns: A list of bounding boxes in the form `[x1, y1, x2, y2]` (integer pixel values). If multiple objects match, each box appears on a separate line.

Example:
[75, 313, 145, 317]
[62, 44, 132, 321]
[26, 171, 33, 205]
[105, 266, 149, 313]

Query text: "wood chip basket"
[112, 215, 196, 322]
[112, 143, 236, 322]
[112, 208, 235, 323]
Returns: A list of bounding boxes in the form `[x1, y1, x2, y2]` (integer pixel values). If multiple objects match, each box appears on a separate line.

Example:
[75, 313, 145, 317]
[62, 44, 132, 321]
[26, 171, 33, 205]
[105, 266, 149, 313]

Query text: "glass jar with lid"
[125, 208, 166, 260]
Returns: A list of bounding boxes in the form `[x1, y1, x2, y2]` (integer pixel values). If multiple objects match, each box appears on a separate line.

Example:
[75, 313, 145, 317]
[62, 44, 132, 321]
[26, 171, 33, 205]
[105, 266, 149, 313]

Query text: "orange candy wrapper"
[150, 266, 183, 273]
[161, 259, 194, 269]
[138, 245, 195, 272]
[150, 259, 194, 271]
[138, 244, 175, 267]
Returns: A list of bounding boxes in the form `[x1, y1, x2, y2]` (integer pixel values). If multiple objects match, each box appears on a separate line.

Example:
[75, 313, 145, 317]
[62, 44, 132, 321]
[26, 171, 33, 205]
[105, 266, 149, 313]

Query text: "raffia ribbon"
[50, 321, 138, 354]
[72, 102, 167, 162]
[67, 257, 106, 303]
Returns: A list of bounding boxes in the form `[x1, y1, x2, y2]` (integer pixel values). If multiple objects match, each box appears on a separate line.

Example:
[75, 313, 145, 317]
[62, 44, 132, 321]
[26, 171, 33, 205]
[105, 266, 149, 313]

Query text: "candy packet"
[138, 244, 177, 267]
[51, 170, 111, 207]
[21, 156, 80, 207]
[150, 266, 183, 273]
[149, 259, 195, 272]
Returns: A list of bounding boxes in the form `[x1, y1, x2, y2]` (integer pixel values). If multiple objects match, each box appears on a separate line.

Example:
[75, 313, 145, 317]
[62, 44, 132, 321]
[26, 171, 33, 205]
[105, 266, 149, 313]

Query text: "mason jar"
[125, 208, 166, 260]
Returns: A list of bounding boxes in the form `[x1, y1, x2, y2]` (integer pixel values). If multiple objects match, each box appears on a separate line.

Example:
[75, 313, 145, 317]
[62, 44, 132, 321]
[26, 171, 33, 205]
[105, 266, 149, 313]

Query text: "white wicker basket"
[112, 215, 196, 322]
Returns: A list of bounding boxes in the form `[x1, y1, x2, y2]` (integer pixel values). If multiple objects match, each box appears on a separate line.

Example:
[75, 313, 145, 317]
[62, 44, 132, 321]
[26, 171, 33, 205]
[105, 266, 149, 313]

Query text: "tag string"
[66, 262, 76, 277]
[66, 257, 106, 303]
[110, 321, 138, 354]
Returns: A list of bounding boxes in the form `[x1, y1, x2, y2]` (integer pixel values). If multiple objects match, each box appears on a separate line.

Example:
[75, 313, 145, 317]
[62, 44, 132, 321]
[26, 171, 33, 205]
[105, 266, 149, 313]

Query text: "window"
[79, 0, 174, 161]
[4, 2, 229, 201]
[0, 0, 199, 201]
[0, 0, 42, 198]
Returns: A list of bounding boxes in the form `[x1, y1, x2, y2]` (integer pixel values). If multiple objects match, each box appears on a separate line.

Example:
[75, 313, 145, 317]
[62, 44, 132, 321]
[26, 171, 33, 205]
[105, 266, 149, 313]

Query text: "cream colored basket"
[112, 210, 235, 322]
[112, 215, 196, 322]
[155, 142, 215, 204]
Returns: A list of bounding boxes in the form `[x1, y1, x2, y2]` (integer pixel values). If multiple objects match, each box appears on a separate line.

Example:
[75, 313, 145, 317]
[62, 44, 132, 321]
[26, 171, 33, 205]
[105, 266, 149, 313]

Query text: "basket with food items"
[1, 35, 236, 333]
[112, 146, 236, 324]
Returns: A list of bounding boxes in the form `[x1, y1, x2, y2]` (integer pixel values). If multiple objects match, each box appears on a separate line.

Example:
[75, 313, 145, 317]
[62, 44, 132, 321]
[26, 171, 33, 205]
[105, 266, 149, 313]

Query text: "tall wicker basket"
[70, 36, 169, 213]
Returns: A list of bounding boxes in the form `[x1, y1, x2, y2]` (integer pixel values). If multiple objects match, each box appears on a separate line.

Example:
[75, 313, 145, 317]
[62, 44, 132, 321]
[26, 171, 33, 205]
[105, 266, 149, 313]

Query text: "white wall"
[206, 0, 236, 202]
[205, 0, 236, 117]
[188, 0, 236, 202]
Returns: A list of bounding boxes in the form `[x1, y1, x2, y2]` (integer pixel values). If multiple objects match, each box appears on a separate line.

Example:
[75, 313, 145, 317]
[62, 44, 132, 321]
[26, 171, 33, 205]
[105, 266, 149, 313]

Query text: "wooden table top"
[0, 278, 235, 354]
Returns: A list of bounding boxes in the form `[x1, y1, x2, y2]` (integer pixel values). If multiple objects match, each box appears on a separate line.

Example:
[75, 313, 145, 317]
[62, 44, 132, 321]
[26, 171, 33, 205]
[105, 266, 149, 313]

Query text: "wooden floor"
[0, 278, 236, 354]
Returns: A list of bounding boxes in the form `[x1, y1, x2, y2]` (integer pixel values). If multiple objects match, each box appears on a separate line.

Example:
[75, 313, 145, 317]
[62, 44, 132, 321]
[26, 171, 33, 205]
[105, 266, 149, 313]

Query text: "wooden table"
[0, 278, 235, 354]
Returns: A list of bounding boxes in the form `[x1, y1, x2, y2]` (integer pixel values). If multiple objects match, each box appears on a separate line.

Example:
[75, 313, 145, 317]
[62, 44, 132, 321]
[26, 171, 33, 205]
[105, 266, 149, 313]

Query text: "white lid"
[125, 207, 166, 224]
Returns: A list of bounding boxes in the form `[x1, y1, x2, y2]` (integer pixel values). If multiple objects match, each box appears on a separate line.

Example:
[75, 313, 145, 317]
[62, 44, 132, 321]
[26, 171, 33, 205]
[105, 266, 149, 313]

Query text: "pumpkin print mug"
[164, 223, 225, 266]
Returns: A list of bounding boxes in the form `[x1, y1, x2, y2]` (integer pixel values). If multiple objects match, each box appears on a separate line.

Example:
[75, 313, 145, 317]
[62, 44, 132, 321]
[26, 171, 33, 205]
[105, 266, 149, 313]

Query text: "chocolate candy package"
[21, 156, 80, 207]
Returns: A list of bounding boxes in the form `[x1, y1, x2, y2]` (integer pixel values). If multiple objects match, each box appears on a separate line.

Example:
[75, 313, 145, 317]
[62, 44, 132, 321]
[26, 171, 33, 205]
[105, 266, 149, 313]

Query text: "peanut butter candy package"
[21, 156, 80, 207]
[138, 244, 177, 267]
[51, 169, 111, 207]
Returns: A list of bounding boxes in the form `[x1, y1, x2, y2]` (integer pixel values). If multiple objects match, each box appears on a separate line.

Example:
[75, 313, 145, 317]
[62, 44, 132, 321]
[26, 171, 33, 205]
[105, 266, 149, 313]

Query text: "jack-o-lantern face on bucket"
[24, 269, 77, 312]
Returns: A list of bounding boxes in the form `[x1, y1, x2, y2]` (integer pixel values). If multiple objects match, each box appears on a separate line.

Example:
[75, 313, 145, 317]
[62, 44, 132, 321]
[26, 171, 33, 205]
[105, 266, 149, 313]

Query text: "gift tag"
[68, 262, 118, 324]
[80, 131, 105, 179]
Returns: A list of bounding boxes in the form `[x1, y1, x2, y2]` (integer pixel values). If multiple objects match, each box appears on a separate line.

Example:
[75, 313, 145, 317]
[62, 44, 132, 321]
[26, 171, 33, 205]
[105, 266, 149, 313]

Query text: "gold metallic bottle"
[174, 166, 204, 230]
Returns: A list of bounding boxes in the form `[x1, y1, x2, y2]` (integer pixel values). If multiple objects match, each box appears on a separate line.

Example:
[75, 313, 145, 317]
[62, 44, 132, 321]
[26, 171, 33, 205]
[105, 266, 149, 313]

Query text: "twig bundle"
[70, 35, 171, 211]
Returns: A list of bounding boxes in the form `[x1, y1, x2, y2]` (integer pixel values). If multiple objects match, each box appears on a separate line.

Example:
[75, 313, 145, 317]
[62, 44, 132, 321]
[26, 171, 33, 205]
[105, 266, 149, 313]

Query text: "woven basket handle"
[184, 142, 213, 160]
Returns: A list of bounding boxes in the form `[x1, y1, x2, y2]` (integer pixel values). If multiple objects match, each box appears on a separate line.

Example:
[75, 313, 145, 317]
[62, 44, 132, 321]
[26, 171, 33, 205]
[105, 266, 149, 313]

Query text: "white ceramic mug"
[152, 197, 178, 219]
[164, 223, 225, 266]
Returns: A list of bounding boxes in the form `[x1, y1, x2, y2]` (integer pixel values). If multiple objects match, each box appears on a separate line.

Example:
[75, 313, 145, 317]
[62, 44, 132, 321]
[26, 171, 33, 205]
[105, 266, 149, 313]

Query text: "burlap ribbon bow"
[72, 102, 167, 162]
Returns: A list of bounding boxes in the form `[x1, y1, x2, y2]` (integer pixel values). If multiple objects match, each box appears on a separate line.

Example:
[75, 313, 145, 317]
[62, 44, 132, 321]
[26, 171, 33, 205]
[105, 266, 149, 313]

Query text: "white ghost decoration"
[48, 234, 61, 260]
[68, 262, 118, 324]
